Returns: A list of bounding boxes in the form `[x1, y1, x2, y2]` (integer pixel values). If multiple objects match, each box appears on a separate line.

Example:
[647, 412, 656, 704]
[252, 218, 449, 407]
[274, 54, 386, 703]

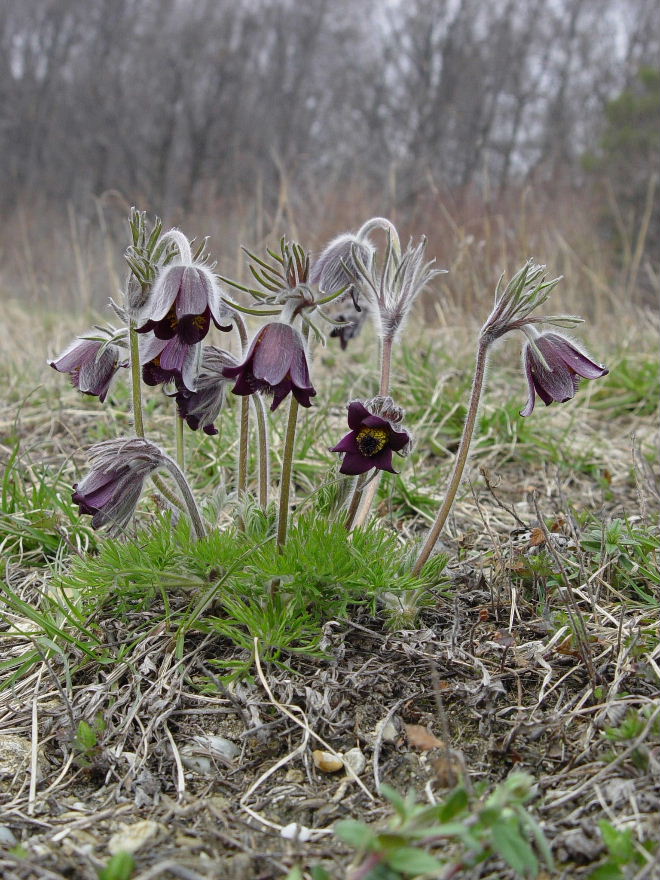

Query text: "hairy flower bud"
[72, 438, 165, 531]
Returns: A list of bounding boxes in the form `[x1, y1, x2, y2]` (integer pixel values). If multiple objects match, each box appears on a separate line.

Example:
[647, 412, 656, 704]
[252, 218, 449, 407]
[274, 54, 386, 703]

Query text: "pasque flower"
[332, 398, 411, 475]
[520, 331, 608, 416]
[50, 334, 127, 402]
[222, 322, 316, 411]
[72, 438, 164, 531]
[139, 331, 202, 391]
[172, 346, 237, 435]
[134, 230, 233, 345]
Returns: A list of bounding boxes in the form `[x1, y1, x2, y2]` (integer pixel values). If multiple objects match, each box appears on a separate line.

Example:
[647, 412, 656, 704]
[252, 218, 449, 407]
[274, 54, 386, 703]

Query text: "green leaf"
[438, 787, 469, 821]
[310, 867, 333, 880]
[76, 720, 97, 751]
[335, 819, 375, 849]
[98, 852, 135, 880]
[599, 821, 636, 864]
[387, 846, 444, 875]
[380, 784, 408, 820]
[589, 862, 625, 880]
[490, 818, 538, 877]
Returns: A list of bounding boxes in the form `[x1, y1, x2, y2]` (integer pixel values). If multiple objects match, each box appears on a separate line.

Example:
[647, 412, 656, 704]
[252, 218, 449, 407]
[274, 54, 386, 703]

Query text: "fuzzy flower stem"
[161, 453, 206, 541]
[412, 336, 491, 576]
[348, 335, 395, 530]
[234, 312, 250, 496]
[159, 229, 192, 265]
[276, 323, 311, 548]
[276, 395, 299, 550]
[344, 474, 367, 530]
[129, 320, 186, 513]
[252, 394, 270, 509]
[175, 409, 185, 470]
[129, 322, 145, 437]
[356, 217, 402, 259]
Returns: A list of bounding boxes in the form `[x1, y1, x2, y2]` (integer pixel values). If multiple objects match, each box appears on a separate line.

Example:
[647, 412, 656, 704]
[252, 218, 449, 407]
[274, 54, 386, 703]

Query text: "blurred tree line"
[0, 0, 658, 243]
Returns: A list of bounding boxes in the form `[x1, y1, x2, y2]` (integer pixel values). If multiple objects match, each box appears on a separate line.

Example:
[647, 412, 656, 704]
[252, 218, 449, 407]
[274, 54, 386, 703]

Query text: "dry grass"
[0, 194, 659, 879]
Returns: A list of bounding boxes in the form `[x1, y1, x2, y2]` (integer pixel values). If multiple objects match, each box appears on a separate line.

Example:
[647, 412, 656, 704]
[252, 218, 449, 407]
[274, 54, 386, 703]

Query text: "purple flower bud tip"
[331, 400, 411, 475]
[222, 322, 316, 412]
[50, 337, 127, 402]
[521, 332, 608, 417]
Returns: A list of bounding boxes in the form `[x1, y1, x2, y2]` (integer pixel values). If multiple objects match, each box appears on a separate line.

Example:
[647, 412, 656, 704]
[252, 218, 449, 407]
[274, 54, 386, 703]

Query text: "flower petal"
[331, 431, 359, 454]
[339, 451, 375, 475]
[544, 333, 609, 380]
[251, 324, 295, 386]
[137, 265, 185, 325]
[347, 401, 371, 430]
[370, 448, 396, 473]
[50, 338, 98, 373]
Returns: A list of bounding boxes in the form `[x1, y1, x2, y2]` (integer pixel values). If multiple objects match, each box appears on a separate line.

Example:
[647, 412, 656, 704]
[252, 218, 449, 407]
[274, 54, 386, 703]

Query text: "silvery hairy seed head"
[72, 438, 165, 532]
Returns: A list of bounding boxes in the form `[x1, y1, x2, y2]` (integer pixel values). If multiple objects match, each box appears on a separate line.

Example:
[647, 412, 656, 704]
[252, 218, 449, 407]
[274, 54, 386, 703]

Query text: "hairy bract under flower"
[72, 438, 165, 531]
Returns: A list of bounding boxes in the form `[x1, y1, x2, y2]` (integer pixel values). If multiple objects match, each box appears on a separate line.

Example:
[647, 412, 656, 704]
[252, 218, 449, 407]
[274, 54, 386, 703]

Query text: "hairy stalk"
[276, 323, 311, 548]
[234, 312, 250, 496]
[349, 335, 395, 530]
[356, 217, 402, 259]
[175, 409, 185, 470]
[276, 396, 299, 549]
[161, 454, 206, 540]
[412, 336, 491, 576]
[129, 323, 144, 437]
[252, 394, 270, 509]
[130, 322, 185, 511]
[344, 474, 367, 530]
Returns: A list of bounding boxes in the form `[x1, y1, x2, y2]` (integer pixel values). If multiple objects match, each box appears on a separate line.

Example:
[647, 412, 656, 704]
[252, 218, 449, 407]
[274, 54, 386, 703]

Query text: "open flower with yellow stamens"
[331, 398, 411, 475]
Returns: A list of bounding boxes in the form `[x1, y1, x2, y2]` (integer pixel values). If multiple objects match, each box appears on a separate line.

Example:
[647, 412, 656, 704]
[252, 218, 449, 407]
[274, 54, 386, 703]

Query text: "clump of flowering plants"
[50, 209, 608, 650]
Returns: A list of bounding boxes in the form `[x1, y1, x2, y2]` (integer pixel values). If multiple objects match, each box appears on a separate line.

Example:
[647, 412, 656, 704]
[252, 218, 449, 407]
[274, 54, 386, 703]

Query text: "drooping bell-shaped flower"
[520, 332, 608, 417]
[72, 438, 165, 531]
[222, 322, 316, 411]
[135, 230, 233, 345]
[139, 331, 202, 392]
[50, 334, 127, 402]
[172, 346, 238, 435]
[331, 397, 412, 475]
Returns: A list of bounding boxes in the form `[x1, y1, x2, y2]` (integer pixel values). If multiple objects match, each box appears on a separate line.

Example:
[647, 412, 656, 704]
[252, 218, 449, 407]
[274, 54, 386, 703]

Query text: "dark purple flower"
[222, 322, 316, 412]
[135, 263, 233, 345]
[521, 332, 608, 417]
[172, 346, 237, 435]
[139, 332, 201, 392]
[331, 399, 411, 475]
[72, 438, 164, 531]
[50, 336, 127, 402]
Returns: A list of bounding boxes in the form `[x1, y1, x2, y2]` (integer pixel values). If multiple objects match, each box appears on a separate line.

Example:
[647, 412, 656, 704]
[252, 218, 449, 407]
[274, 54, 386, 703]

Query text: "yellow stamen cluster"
[356, 426, 389, 457]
